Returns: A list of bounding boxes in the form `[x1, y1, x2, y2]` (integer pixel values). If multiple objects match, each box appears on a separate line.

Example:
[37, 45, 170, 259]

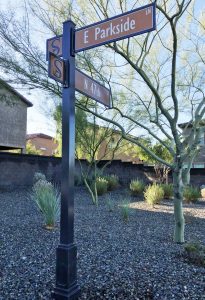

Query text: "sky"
[0, 0, 204, 138]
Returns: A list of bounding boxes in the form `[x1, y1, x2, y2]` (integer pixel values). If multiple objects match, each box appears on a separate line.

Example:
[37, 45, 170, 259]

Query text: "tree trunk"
[182, 168, 190, 186]
[164, 166, 171, 184]
[173, 167, 185, 243]
[83, 177, 98, 206]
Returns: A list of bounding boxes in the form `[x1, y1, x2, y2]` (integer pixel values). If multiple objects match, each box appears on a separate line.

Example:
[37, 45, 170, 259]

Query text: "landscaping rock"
[0, 188, 204, 299]
[201, 188, 205, 198]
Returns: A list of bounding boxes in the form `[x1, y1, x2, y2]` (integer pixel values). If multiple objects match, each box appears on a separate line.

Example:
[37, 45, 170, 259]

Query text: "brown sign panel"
[46, 35, 63, 61]
[48, 53, 65, 84]
[75, 69, 111, 107]
[75, 3, 156, 52]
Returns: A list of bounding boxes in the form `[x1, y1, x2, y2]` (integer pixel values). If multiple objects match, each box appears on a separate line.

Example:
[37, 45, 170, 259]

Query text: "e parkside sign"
[46, 2, 156, 57]
[75, 2, 155, 52]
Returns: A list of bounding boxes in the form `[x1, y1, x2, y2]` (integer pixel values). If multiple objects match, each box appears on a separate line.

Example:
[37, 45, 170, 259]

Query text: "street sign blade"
[75, 2, 156, 52]
[46, 35, 63, 61]
[75, 69, 111, 107]
[48, 53, 65, 84]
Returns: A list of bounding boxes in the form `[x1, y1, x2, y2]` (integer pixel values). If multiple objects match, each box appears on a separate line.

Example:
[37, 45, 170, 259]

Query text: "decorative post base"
[52, 244, 80, 300]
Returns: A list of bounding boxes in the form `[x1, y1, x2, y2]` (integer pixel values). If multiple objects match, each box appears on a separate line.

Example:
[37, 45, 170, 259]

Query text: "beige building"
[96, 133, 142, 163]
[0, 79, 32, 152]
[26, 133, 58, 156]
[78, 124, 142, 163]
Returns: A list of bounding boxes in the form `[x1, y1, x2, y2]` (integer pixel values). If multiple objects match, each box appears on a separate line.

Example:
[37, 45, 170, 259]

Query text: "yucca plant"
[33, 179, 60, 229]
[144, 183, 164, 207]
[183, 186, 201, 203]
[160, 184, 173, 199]
[130, 179, 145, 196]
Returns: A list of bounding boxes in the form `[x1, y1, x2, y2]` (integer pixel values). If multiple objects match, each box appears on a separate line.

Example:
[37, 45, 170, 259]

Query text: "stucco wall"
[0, 86, 28, 149]
[0, 153, 61, 190]
[0, 153, 205, 190]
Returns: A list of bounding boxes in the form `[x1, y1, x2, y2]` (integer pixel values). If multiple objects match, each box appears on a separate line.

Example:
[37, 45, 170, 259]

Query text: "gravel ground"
[0, 187, 205, 300]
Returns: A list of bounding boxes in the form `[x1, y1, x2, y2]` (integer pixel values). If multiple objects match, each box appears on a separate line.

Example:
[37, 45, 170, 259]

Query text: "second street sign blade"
[75, 2, 156, 52]
[48, 53, 110, 106]
[75, 69, 111, 107]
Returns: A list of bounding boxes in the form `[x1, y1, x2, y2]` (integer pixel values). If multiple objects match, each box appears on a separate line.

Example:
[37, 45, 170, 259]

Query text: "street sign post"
[47, 3, 156, 299]
[52, 21, 80, 300]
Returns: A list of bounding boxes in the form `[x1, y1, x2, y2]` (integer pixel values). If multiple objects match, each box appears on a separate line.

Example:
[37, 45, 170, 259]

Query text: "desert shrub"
[183, 242, 205, 267]
[33, 172, 46, 184]
[160, 184, 173, 199]
[106, 193, 115, 212]
[144, 183, 164, 207]
[105, 174, 119, 191]
[32, 179, 60, 229]
[92, 177, 108, 196]
[183, 186, 200, 203]
[130, 179, 145, 196]
[120, 201, 130, 223]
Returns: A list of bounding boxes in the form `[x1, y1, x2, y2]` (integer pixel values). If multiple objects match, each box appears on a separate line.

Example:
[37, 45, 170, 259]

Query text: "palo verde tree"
[75, 105, 128, 206]
[53, 99, 125, 205]
[0, 0, 204, 243]
[74, 0, 205, 243]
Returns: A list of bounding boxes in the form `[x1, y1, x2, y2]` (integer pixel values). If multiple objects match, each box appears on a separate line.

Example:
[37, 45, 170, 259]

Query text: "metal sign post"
[46, 3, 156, 299]
[52, 20, 80, 300]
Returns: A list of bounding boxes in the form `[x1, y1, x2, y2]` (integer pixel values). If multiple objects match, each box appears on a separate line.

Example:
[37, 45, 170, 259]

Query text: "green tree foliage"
[130, 138, 173, 165]
[76, 110, 124, 205]
[132, 139, 173, 183]
[26, 141, 42, 155]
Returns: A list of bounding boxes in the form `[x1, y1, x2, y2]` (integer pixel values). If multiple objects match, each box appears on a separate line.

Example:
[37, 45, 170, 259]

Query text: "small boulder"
[200, 187, 205, 198]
